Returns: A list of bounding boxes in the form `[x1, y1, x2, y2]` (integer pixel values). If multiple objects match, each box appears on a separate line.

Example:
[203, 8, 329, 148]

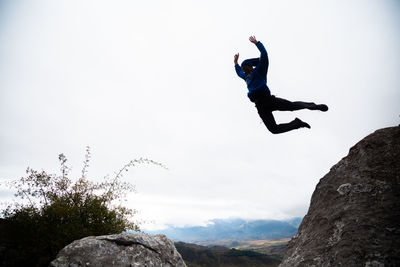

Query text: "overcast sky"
[1, 0, 399, 230]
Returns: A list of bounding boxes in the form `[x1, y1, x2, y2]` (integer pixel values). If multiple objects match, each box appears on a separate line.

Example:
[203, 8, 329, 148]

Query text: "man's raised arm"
[234, 53, 246, 80]
[249, 36, 268, 74]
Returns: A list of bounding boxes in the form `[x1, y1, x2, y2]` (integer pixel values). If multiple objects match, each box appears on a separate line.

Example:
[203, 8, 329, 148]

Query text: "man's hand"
[234, 53, 239, 65]
[249, 36, 258, 44]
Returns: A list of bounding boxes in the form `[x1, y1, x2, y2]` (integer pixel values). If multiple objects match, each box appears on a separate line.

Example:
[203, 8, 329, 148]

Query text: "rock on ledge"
[50, 233, 187, 267]
[280, 126, 400, 267]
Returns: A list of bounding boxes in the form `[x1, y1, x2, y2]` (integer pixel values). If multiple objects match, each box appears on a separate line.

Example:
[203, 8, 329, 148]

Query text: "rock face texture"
[280, 126, 400, 267]
[50, 233, 187, 267]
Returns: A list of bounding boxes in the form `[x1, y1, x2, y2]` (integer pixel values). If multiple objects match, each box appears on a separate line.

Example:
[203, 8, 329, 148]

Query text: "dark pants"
[255, 94, 317, 134]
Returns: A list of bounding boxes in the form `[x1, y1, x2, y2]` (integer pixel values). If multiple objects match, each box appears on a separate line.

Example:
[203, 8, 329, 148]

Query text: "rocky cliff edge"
[280, 126, 400, 267]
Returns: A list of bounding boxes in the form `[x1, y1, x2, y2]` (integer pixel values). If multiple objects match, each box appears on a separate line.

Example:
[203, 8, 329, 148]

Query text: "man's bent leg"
[257, 107, 309, 134]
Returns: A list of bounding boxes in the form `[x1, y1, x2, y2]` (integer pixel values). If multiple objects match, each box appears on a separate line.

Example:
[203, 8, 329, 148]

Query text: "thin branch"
[81, 146, 91, 180]
[22, 190, 34, 207]
[104, 158, 166, 200]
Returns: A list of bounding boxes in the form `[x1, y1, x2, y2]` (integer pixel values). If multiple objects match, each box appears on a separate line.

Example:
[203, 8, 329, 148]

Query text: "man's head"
[241, 58, 259, 75]
[241, 64, 253, 75]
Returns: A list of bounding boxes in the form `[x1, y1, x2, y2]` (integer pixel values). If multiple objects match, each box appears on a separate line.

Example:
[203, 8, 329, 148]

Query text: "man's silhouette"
[234, 36, 328, 134]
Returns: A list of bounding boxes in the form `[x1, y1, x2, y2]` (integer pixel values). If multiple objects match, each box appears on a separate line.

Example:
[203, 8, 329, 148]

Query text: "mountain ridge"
[145, 217, 302, 243]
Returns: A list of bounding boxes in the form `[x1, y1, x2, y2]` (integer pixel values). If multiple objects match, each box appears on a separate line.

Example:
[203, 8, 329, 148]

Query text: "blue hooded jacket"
[235, 41, 270, 101]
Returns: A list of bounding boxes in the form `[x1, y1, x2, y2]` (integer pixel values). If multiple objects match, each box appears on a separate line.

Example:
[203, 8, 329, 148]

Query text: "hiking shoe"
[316, 104, 328, 112]
[294, 118, 311, 129]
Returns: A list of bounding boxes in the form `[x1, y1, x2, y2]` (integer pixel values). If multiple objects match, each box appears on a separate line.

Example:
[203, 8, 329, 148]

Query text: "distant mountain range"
[144, 217, 302, 243]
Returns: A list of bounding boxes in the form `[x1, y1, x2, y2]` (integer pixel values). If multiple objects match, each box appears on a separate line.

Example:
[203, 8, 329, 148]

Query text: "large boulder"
[50, 233, 187, 267]
[280, 126, 400, 267]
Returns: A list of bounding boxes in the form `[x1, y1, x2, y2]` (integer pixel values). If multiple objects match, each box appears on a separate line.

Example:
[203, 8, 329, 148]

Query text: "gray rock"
[280, 126, 400, 267]
[50, 233, 187, 267]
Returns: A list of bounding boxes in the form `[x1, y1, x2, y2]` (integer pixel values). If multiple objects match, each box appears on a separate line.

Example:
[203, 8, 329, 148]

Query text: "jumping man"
[234, 36, 328, 134]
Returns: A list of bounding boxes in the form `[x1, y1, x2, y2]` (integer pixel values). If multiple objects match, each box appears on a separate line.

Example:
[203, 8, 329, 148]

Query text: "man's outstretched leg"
[257, 109, 310, 134]
[271, 96, 328, 112]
